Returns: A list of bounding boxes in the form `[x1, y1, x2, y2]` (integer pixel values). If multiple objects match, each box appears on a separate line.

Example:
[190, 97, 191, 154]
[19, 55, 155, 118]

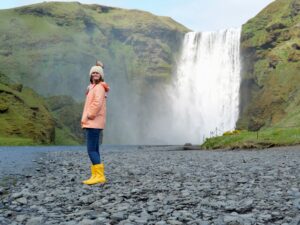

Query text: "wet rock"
[258, 214, 272, 222]
[167, 220, 183, 225]
[16, 215, 27, 223]
[11, 192, 23, 199]
[155, 221, 167, 225]
[78, 219, 97, 225]
[119, 220, 134, 225]
[4, 211, 13, 218]
[236, 199, 254, 213]
[64, 221, 78, 225]
[197, 221, 210, 225]
[0, 217, 7, 224]
[134, 217, 148, 224]
[290, 216, 300, 225]
[2, 146, 300, 225]
[16, 197, 27, 205]
[25, 216, 43, 225]
[111, 212, 126, 221]
[224, 215, 243, 225]
[293, 198, 300, 209]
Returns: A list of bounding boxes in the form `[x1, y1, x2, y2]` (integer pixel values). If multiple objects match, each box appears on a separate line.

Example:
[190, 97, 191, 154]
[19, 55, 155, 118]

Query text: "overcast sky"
[0, 0, 275, 31]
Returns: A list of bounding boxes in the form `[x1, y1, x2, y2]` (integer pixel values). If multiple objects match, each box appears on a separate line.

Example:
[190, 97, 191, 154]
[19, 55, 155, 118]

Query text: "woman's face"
[91, 72, 101, 82]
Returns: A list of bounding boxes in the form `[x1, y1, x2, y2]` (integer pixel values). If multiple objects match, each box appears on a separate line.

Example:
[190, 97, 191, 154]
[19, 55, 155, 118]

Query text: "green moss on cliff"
[238, 0, 300, 131]
[54, 127, 80, 145]
[0, 2, 190, 144]
[209, 0, 300, 149]
[46, 95, 84, 144]
[0, 73, 80, 145]
[0, 2, 189, 100]
[0, 73, 55, 144]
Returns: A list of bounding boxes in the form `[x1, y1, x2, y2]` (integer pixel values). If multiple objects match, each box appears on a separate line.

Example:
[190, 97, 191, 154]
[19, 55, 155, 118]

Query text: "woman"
[81, 62, 110, 185]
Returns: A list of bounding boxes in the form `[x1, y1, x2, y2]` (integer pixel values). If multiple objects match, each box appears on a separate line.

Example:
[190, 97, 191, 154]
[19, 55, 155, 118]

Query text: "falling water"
[167, 28, 241, 144]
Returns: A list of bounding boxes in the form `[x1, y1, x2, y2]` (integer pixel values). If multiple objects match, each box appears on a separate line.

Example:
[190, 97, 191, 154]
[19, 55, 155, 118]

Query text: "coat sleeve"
[87, 85, 105, 119]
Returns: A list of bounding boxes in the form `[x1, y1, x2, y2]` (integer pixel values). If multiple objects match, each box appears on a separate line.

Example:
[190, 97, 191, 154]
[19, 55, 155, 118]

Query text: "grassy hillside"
[46, 95, 84, 144]
[0, 72, 55, 145]
[202, 128, 300, 150]
[237, 0, 300, 131]
[0, 2, 189, 144]
[0, 73, 79, 145]
[0, 2, 189, 100]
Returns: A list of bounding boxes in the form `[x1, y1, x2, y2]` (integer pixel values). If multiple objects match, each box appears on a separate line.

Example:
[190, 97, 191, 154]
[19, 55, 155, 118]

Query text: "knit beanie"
[89, 66, 104, 79]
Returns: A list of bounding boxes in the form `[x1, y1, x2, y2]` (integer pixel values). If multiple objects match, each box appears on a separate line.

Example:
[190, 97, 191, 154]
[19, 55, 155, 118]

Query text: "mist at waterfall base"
[115, 28, 242, 145]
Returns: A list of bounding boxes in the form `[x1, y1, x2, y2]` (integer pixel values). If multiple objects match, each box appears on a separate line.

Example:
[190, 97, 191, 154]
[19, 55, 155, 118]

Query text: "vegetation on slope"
[202, 127, 300, 149]
[0, 73, 79, 145]
[0, 73, 55, 145]
[45, 95, 84, 144]
[0, 2, 189, 100]
[0, 2, 189, 144]
[237, 0, 300, 131]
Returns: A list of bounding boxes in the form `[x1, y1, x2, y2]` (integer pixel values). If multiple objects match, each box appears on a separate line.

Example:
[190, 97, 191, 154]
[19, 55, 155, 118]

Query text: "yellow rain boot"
[82, 165, 96, 184]
[84, 164, 106, 185]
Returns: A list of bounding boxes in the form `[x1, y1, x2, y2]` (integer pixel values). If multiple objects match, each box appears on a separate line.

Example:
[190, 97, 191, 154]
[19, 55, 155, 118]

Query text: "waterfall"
[167, 28, 241, 144]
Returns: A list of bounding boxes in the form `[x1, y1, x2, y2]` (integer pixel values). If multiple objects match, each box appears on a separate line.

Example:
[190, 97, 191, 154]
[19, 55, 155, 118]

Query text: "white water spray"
[167, 28, 241, 144]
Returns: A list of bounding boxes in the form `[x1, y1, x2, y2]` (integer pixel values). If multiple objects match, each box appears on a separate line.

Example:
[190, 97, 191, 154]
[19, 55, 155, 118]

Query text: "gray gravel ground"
[0, 146, 300, 225]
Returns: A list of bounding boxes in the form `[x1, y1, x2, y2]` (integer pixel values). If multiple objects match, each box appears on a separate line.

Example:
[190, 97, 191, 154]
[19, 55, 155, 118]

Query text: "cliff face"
[237, 0, 300, 131]
[0, 73, 55, 144]
[0, 2, 188, 100]
[0, 72, 79, 145]
[45, 95, 84, 143]
[0, 73, 82, 145]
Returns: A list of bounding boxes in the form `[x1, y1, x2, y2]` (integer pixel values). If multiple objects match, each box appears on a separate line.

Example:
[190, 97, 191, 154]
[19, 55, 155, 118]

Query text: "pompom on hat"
[96, 60, 104, 68]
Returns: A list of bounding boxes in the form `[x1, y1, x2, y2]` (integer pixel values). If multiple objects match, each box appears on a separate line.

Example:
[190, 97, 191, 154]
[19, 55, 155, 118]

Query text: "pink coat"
[81, 83, 106, 129]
